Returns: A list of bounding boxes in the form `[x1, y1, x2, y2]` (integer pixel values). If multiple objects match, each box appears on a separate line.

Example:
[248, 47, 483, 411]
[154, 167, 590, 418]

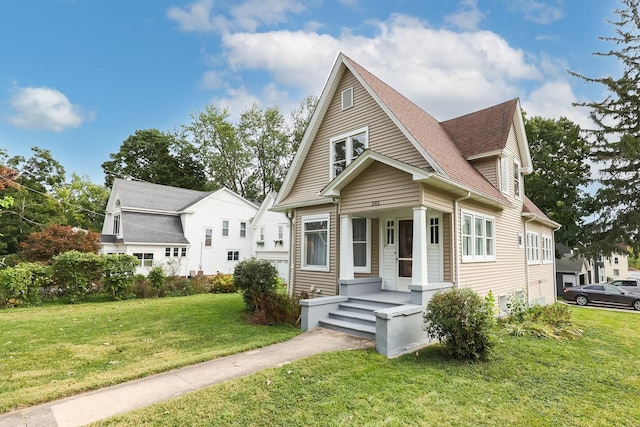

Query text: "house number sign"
[370, 201, 380, 206]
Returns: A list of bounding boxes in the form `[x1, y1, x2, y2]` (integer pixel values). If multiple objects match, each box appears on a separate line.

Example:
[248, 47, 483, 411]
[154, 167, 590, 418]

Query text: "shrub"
[132, 275, 157, 299]
[208, 272, 236, 293]
[500, 302, 582, 340]
[423, 288, 496, 361]
[233, 258, 279, 312]
[51, 251, 103, 303]
[101, 254, 139, 300]
[0, 262, 51, 307]
[147, 266, 166, 292]
[251, 291, 301, 326]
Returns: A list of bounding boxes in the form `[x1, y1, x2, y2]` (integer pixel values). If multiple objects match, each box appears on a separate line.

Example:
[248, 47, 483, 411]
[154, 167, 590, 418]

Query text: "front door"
[397, 219, 413, 291]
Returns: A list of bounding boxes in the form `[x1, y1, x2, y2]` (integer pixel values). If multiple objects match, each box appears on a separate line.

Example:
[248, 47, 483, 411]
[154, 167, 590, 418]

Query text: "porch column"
[339, 214, 354, 280]
[412, 206, 428, 287]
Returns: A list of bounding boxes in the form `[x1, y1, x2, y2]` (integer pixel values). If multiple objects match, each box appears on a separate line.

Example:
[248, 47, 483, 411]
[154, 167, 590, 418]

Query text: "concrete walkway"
[0, 329, 374, 427]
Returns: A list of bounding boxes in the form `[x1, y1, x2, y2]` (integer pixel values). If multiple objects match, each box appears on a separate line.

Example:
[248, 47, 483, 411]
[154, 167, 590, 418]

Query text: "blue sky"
[0, 0, 619, 185]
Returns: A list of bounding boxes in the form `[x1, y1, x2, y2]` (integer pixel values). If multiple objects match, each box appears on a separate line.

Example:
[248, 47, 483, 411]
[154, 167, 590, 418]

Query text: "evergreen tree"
[570, 0, 640, 256]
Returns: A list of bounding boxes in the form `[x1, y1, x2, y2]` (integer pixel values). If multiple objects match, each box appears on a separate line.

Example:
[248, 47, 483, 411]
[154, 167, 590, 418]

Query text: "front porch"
[300, 277, 453, 357]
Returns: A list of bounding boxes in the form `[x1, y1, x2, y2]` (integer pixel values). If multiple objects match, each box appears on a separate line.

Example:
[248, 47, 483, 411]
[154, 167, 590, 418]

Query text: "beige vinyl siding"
[526, 222, 556, 305]
[293, 204, 338, 296]
[355, 218, 379, 278]
[471, 157, 499, 189]
[421, 184, 454, 213]
[457, 198, 527, 298]
[280, 69, 429, 207]
[341, 162, 421, 214]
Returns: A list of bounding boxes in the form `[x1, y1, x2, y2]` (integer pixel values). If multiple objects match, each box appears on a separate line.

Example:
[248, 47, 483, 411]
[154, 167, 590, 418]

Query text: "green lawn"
[0, 293, 299, 413]
[95, 306, 640, 427]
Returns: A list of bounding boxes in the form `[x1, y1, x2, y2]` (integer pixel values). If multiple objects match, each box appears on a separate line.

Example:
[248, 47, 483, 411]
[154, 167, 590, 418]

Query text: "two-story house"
[272, 53, 559, 356]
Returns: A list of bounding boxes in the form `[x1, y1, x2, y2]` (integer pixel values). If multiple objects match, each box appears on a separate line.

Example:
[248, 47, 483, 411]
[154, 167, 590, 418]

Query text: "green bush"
[208, 272, 236, 293]
[423, 288, 496, 361]
[51, 251, 103, 303]
[132, 275, 158, 299]
[147, 266, 166, 292]
[500, 302, 582, 340]
[102, 254, 139, 300]
[233, 258, 279, 312]
[251, 291, 301, 326]
[0, 262, 51, 307]
[163, 276, 193, 297]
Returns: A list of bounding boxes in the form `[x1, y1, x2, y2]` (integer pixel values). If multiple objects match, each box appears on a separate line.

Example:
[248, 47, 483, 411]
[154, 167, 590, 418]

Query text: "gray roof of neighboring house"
[114, 178, 211, 211]
[120, 211, 190, 244]
[556, 253, 588, 274]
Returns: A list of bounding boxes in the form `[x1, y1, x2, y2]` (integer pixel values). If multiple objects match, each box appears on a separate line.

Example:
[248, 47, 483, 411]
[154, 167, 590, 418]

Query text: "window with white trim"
[204, 228, 213, 247]
[527, 232, 540, 264]
[542, 235, 553, 262]
[352, 218, 370, 273]
[227, 250, 239, 261]
[430, 217, 439, 244]
[259, 226, 265, 241]
[330, 127, 368, 178]
[113, 214, 120, 235]
[302, 214, 330, 271]
[513, 160, 521, 197]
[240, 222, 246, 238]
[500, 155, 509, 194]
[222, 220, 229, 237]
[462, 211, 496, 262]
[278, 224, 284, 240]
[341, 87, 353, 110]
[133, 253, 153, 267]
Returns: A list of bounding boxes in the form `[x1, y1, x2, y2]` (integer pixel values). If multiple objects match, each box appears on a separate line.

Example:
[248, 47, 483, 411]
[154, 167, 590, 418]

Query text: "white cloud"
[523, 80, 589, 126]
[7, 86, 91, 132]
[444, 0, 485, 31]
[512, 0, 563, 25]
[167, 0, 305, 33]
[167, 0, 218, 32]
[230, 0, 305, 32]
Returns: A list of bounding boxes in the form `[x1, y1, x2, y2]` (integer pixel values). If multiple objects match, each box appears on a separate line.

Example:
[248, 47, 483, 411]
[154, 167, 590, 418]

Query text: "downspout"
[453, 192, 471, 288]
[524, 217, 535, 307]
[286, 210, 294, 296]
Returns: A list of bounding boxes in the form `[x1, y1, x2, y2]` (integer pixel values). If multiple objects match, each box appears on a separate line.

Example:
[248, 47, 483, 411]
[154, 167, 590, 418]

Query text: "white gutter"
[454, 192, 471, 288]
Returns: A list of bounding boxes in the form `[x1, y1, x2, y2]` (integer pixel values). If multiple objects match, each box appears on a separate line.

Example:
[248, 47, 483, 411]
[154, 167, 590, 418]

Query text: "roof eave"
[522, 212, 562, 230]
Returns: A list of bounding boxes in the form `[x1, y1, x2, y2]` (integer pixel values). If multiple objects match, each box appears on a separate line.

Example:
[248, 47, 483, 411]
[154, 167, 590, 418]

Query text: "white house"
[100, 179, 259, 276]
[251, 192, 290, 284]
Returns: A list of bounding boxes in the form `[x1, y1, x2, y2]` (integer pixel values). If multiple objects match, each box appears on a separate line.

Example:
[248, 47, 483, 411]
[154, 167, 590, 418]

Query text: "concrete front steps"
[318, 296, 404, 340]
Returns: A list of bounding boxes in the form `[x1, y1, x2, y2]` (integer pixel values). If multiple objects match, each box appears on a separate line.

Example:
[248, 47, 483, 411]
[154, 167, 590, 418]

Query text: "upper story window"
[500, 155, 509, 194]
[222, 220, 229, 237]
[341, 87, 353, 110]
[278, 224, 284, 240]
[513, 160, 521, 198]
[259, 226, 265, 241]
[527, 232, 540, 264]
[462, 210, 496, 262]
[614, 257, 619, 264]
[240, 222, 247, 238]
[330, 126, 368, 179]
[113, 214, 121, 235]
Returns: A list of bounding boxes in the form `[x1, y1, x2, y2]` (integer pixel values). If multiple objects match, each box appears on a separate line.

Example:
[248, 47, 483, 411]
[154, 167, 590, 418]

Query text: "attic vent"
[341, 87, 353, 110]
[115, 199, 120, 207]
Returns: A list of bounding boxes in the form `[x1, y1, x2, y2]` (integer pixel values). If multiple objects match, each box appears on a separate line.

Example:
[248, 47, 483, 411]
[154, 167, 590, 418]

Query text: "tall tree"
[524, 116, 593, 249]
[101, 129, 206, 190]
[289, 94, 318, 157]
[184, 106, 250, 197]
[238, 104, 290, 199]
[570, 0, 640, 256]
[54, 173, 110, 231]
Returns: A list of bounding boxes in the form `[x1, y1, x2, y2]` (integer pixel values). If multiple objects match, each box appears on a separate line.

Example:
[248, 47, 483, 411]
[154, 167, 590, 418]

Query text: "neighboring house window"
[227, 250, 239, 261]
[240, 222, 246, 238]
[181, 248, 187, 257]
[513, 160, 521, 197]
[113, 214, 120, 235]
[500, 155, 509, 194]
[614, 257, 619, 264]
[204, 228, 213, 247]
[462, 211, 495, 262]
[133, 253, 153, 267]
[173, 247, 179, 257]
[278, 224, 284, 240]
[260, 226, 265, 241]
[330, 127, 368, 178]
[542, 236, 553, 263]
[353, 218, 370, 273]
[527, 232, 540, 264]
[302, 214, 330, 271]
[430, 217, 439, 244]
[222, 220, 229, 237]
[166, 247, 187, 257]
[613, 268, 620, 276]
[341, 87, 353, 110]
[165, 247, 171, 257]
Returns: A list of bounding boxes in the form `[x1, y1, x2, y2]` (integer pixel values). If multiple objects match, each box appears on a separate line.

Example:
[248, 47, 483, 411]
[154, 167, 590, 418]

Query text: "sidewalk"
[0, 329, 374, 427]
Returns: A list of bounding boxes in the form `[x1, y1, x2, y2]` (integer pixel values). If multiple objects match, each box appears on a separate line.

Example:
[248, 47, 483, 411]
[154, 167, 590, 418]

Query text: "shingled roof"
[113, 178, 211, 212]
